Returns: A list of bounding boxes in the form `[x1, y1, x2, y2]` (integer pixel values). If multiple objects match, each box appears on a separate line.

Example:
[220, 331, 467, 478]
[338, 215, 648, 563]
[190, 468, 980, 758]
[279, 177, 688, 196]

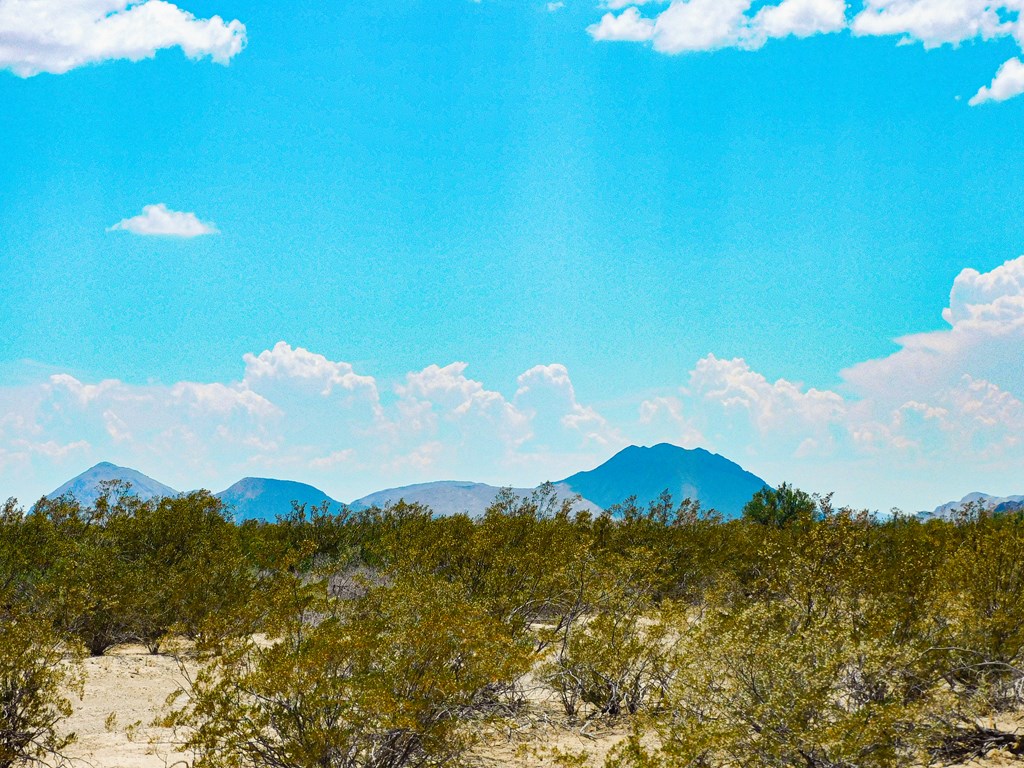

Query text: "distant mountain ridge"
[349, 481, 602, 517]
[925, 492, 1024, 519]
[215, 477, 344, 522]
[557, 443, 769, 519]
[44, 444, 770, 521]
[46, 462, 178, 506]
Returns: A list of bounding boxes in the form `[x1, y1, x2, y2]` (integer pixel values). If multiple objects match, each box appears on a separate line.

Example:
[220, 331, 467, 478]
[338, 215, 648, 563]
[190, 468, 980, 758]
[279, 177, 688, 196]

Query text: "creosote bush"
[7, 482, 1024, 767]
[0, 576, 83, 768]
[165, 572, 532, 768]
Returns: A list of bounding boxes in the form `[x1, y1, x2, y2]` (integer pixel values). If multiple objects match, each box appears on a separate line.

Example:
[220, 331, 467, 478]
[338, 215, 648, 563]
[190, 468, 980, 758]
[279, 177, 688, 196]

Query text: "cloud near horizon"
[588, 0, 1024, 105]
[1, 256, 1022, 510]
[0, 0, 246, 77]
[108, 204, 219, 237]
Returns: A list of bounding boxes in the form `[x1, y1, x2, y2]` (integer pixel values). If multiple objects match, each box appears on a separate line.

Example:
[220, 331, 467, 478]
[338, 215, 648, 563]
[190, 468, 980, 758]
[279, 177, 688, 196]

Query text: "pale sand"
[62, 646, 194, 768]
[59, 646, 1022, 768]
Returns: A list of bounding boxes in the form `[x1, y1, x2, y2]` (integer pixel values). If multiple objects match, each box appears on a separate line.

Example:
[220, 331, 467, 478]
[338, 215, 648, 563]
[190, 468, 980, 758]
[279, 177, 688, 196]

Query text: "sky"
[1, 0, 1024, 513]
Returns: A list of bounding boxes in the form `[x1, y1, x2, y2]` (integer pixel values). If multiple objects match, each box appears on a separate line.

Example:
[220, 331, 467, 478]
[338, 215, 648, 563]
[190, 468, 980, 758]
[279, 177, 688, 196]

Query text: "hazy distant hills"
[46, 461, 179, 506]
[215, 478, 344, 522]
[558, 443, 769, 519]
[43, 443, 772, 521]
[349, 481, 602, 517]
[926, 492, 1024, 519]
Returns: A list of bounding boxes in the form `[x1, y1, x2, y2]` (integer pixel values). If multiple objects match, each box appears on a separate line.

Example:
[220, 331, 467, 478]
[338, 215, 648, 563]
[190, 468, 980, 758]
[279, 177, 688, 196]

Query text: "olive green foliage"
[168, 572, 531, 768]
[538, 546, 678, 721]
[0, 500, 83, 768]
[742, 482, 817, 527]
[7, 481, 1024, 767]
[0, 617, 82, 768]
[4, 483, 259, 655]
[611, 509, 945, 768]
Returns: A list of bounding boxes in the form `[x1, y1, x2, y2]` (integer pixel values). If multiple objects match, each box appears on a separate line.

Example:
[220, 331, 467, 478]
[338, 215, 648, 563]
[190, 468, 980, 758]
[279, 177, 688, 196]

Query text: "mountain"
[44, 444, 767, 521]
[926, 492, 1024, 519]
[557, 443, 769, 519]
[216, 478, 343, 522]
[46, 461, 178, 506]
[349, 480, 601, 517]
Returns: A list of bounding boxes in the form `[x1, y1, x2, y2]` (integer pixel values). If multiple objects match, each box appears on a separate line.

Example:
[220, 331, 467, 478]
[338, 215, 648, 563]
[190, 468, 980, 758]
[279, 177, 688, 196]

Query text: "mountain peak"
[215, 477, 342, 522]
[46, 462, 178, 506]
[558, 443, 768, 519]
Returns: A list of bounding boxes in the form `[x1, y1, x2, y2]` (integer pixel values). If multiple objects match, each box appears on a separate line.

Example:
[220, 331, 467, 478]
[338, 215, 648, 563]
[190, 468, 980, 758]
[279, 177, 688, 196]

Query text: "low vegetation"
[3, 482, 1024, 767]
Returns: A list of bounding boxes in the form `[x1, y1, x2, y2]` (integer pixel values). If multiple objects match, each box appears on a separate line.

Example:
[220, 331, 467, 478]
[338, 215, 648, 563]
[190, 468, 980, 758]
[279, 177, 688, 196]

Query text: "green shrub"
[167, 572, 532, 768]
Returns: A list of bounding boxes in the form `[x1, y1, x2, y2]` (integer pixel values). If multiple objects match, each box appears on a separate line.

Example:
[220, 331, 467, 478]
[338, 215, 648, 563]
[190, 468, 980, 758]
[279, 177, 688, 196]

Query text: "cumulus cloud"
[843, 255, 1024, 404]
[587, 0, 1024, 104]
[515, 364, 621, 446]
[0, 0, 246, 77]
[850, 0, 1011, 47]
[0, 346, 618, 502]
[3, 253, 1023, 510]
[588, 0, 848, 50]
[689, 354, 847, 437]
[108, 204, 219, 237]
[588, 8, 656, 41]
[651, 0, 753, 52]
[970, 57, 1024, 105]
[243, 342, 378, 399]
[754, 0, 848, 40]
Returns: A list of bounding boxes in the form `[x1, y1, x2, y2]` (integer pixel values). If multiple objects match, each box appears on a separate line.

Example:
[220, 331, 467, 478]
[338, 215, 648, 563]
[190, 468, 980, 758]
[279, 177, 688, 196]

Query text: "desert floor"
[60, 645, 1024, 768]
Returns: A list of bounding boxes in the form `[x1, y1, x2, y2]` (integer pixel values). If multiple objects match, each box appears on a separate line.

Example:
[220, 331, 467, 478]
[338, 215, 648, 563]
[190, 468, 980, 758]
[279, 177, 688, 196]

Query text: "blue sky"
[2, 0, 1024, 512]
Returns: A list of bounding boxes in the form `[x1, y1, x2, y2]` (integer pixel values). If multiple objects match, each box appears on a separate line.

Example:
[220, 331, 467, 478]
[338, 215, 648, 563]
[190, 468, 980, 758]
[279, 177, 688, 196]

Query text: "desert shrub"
[0, 613, 82, 768]
[605, 508, 952, 768]
[540, 551, 677, 721]
[454, 486, 593, 633]
[605, 602, 944, 768]
[742, 482, 816, 528]
[111, 491, 258, 651]
[167, 571, 532, 768]
[599, 493, 729, 603]
[241, 501, 359, 573]
[931, 511, 1024, 711]
[24, 485, 258, 655]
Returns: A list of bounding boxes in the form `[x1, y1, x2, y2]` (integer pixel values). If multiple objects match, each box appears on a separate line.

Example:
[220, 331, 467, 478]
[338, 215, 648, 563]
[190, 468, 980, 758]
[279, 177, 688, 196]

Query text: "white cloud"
[4, 252, 1023, 512]
[515, 364, 621, 446]
[0, 347, 621, 502]
[971, 56, 1024, 104]
[587, 0, 1024, 105]
[0, 0, 246, 77]
[395, 363, 531, 453]
[243, 342, 378, 399]
[843, 255, 1024, 404]
[651, 0, 754, 53]
[589, 0, 848, 50]
[851, 0, 1012, 47]
[310, 449, 355, 470]
[689, 354, 847, 436]
[754, 0, 848, 40]
[588, 8, 657, 41]
[108, 204, 219, 237]
[638, 396, 705, 447]
[547, 1, 565, 11]
[10, 438, 91, 460]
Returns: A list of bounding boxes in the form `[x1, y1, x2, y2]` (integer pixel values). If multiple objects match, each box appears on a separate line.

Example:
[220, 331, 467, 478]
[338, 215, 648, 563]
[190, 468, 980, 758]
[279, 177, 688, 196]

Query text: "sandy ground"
[59, 646, 1023, 768]
[62, 645, 194, 768]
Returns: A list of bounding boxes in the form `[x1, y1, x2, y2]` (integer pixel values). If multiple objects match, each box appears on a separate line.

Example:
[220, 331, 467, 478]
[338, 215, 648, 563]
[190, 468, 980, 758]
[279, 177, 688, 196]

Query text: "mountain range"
[42, 444, 770, 521]
[924, 492, 1024, 519]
